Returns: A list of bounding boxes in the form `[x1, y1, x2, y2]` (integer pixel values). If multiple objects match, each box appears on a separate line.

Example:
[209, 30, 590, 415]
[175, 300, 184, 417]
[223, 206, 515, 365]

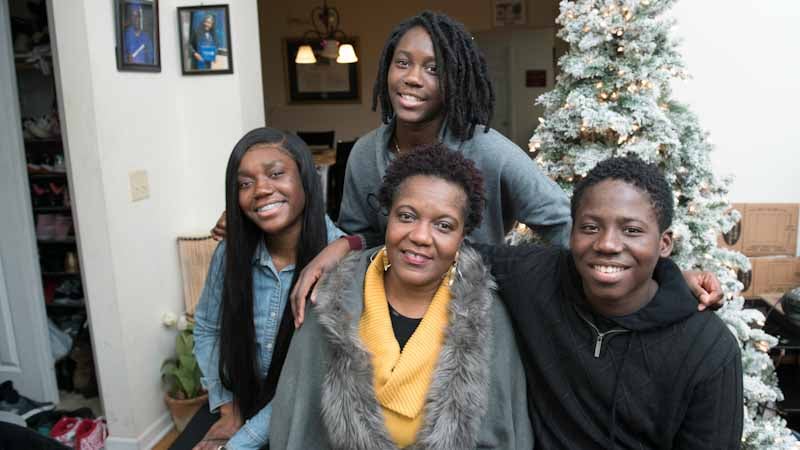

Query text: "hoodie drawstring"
[609, 333, 635, 450]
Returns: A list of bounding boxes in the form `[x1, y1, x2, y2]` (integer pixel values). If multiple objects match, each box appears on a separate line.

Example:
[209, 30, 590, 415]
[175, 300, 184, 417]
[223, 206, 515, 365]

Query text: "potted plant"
[161, 313, 207, 432]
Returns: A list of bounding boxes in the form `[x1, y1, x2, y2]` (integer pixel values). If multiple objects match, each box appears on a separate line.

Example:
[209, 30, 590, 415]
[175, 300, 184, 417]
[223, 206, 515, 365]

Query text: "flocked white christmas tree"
[528, 0, 798, 447]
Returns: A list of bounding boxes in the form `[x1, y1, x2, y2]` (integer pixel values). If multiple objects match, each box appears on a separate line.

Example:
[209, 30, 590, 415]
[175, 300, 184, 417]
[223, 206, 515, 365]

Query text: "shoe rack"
[13, 1, 100, 402]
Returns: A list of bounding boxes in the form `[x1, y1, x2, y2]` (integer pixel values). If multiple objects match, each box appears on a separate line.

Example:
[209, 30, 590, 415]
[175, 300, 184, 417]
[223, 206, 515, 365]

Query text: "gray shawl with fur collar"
[269, 245, 533, 450]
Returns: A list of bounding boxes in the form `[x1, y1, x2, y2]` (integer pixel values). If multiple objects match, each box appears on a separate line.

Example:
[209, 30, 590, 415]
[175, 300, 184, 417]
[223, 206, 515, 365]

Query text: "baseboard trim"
[106, 412, 172, 450]
[105, 436, 139, 450]
[141, 412, 173, 449]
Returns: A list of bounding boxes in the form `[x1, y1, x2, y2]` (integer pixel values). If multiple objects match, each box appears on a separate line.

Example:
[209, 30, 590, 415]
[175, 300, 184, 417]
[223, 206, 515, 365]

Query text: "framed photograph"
[493, 0, 526, 27]
[177, 5, 233, 75]
[116, 0, 161, 72]
[285, 39, 360, 103]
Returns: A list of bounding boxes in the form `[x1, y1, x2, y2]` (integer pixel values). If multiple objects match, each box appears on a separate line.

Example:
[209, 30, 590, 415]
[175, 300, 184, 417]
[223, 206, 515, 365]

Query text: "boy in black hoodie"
[480, 156, 743, 449]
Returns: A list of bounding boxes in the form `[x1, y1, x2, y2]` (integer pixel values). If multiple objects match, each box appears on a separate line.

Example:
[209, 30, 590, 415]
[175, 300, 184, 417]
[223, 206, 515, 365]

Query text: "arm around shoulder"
[336, 137, 386, 248]
[499, 140, 572, 247]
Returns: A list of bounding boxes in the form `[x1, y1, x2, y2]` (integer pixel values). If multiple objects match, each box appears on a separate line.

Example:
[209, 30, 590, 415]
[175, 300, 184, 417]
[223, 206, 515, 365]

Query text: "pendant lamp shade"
[295, 45, 317, 64]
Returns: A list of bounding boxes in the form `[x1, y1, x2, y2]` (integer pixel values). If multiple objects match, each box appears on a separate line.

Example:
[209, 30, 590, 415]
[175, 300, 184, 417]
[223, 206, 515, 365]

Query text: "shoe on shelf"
[27, 162, 45, 174]
[36, 214, 56, 240]
[25, 115, 52, 140]
[31, 183, 50, 207]
[0, 380, 55, 420]
[14, 33, 32, 54]
[64, 252, 79, 273]
[53, 154, 66, 173]
[53, 215, 73, 240]
[54, 279, 83, 301]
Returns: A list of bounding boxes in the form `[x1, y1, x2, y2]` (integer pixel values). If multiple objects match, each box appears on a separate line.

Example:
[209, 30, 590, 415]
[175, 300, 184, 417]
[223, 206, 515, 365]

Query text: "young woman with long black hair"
[170, 127, 343, 450]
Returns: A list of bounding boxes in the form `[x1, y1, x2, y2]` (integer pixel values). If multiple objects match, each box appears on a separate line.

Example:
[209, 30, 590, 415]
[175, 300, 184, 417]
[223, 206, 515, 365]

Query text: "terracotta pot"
[164, 392, 208, 432]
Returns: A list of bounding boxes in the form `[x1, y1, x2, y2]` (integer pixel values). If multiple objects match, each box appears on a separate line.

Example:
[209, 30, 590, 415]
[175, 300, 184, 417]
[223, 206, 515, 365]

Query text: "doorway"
[1, 0, 102, 430]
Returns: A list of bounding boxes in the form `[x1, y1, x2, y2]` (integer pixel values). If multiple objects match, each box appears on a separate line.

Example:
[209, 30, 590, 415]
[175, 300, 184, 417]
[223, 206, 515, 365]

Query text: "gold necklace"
[393, 136, 401, 153]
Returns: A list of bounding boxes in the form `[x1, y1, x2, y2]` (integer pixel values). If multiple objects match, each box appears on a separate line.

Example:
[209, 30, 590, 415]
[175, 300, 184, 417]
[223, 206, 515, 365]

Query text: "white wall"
[510, 28, 556, 147]
[670, 1, 800, 203]
[49, 0, 264, 447]
[474, 28, 557, 148]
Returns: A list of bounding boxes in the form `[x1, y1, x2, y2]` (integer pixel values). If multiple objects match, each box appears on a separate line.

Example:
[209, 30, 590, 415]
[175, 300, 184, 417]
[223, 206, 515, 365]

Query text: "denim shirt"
[194, 216, 344, 450]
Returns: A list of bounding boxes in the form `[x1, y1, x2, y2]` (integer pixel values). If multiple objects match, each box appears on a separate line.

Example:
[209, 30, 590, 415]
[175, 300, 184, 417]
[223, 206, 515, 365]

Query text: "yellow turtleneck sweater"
[359, 251, 452, 448]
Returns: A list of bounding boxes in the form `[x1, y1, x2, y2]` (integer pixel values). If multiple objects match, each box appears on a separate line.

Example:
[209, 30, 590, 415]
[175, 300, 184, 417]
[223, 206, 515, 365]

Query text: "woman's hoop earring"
[448, 251, 461, 287]
[382, 246, 392, 272]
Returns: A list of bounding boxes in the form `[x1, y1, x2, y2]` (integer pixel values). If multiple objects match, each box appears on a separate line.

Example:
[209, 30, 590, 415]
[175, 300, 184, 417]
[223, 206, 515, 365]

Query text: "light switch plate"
[129, 170, 150, 202]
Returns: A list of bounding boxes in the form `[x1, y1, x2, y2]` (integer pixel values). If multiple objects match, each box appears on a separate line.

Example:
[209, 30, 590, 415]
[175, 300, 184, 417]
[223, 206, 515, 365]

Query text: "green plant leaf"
[162, 329, 202, 398]
[175, 331, 193, 356]
[161, 359, 178, 376]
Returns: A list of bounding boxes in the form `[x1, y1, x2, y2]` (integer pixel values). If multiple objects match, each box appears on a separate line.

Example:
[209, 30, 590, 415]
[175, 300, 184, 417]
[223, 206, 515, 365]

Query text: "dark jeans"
[0, 422, 70, 450]
[169, 403, 219, 450]
[168, 402, 269, 450]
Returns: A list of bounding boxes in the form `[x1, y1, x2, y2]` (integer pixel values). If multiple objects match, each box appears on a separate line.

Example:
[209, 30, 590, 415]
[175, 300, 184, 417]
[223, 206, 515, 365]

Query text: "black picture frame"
[177, 5, 234, 75]
[115, 0, 161, 72]
[285, 39, 360, 103]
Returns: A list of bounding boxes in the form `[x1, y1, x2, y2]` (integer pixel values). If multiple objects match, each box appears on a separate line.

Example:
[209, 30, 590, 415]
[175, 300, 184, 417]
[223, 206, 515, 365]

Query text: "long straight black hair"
[218, 127, 327, 420]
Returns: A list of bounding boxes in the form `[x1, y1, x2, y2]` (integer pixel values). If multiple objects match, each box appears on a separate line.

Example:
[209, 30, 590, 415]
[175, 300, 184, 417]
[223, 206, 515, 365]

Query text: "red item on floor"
[49, 416, 107, 449]
[49, 416, 81, 447]
[75, 417, 107, 450]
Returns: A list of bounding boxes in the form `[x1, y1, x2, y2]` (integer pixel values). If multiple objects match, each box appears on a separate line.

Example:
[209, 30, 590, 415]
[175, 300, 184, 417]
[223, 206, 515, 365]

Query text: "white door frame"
[0, 0, 59, 403]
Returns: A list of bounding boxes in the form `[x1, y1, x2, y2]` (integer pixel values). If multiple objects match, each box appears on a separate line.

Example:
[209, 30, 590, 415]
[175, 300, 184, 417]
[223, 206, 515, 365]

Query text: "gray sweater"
[269, 246, 533, 450]
[338, 122, 571, 247]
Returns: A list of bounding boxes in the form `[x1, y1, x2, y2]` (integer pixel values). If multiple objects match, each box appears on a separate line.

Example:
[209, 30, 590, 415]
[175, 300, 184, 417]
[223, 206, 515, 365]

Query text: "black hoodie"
[475, 243, 743, 449]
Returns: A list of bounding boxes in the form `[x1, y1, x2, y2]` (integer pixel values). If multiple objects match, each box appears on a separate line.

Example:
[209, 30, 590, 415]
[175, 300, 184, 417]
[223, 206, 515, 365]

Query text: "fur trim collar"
[314, 245, 495, 450]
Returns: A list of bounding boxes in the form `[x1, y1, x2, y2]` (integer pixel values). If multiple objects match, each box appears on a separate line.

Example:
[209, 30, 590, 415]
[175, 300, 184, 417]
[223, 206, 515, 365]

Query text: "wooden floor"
[152, 427, 178, 450]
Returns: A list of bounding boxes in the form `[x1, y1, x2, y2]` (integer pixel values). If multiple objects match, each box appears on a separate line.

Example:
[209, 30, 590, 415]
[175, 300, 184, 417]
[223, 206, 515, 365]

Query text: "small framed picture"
[116, 0, 161, 72]
[177, 5, 233, 75]
[493, 0, 526, 27]
[284, 39, 360, 103]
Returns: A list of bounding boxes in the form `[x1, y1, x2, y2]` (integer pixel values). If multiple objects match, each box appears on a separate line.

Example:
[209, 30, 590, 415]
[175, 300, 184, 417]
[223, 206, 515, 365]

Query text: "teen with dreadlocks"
[286, 11, 572, 322]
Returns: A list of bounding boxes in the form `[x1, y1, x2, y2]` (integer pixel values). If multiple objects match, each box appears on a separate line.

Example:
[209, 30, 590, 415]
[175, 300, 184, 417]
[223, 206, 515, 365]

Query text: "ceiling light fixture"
[294, 0, 357, 64]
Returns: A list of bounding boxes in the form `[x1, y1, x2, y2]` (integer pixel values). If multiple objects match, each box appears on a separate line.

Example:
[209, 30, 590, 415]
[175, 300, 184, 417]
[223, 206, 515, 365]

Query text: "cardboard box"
[718, 203, 798, 257]
[739, 256, 800, 299]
